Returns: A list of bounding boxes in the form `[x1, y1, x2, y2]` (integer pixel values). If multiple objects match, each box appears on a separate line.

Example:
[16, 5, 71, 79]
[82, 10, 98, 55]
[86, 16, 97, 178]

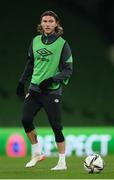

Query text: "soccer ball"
[84, 154, 104, 173]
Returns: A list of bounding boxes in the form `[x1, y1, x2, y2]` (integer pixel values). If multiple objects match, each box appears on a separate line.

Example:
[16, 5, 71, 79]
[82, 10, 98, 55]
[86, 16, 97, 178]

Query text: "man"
[16, 11, 73, 170]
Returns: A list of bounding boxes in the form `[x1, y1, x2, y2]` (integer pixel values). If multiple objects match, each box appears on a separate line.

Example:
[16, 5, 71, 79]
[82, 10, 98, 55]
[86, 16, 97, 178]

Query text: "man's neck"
[42, 32, 59, 44]
[44, 31, 56, 37]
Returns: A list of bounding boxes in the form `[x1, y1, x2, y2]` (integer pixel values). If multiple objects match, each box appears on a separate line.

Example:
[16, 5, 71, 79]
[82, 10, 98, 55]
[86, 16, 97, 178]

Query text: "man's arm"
[53, 41, 73, 83]
[16, 41, 34, 97]
[19, 41, 34, 84]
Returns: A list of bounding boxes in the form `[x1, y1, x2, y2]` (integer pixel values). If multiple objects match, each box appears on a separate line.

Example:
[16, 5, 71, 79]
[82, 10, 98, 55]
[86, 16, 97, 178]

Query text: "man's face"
[41, 15, 57, 35]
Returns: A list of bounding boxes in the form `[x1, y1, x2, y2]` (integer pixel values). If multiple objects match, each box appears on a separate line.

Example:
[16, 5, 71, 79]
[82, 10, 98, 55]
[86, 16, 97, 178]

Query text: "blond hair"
[37, 11, 64, 35]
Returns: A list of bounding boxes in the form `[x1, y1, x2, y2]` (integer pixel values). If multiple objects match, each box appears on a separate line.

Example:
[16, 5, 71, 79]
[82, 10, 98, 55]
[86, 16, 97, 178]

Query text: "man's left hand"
[39, 77, 54, 90]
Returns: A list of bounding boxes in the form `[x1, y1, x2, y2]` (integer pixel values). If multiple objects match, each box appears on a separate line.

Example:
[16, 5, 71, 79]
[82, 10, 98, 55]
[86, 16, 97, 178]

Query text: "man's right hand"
[16, 82, 25, 98]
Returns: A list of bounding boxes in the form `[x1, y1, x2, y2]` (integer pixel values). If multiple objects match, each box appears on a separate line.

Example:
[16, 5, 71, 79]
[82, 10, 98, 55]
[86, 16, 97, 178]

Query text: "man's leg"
[25, 129, 45, 168]
[43, 94, 67, 170]
[22, 91, 45, 167]
[26, 129, 43, 158]
[53, 141, 67, 170]
[27, 129, 37, 144]
[57, 141, 65, 154]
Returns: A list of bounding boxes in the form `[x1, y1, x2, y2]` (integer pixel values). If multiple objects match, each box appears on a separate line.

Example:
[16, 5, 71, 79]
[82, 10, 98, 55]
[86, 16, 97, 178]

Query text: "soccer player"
[16, 11, 73, 170]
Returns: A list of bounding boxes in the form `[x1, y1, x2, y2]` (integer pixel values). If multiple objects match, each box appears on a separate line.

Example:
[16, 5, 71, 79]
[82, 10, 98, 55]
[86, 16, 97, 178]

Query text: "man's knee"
[22, 116, 34, 133]
[52, 126, 65, 142]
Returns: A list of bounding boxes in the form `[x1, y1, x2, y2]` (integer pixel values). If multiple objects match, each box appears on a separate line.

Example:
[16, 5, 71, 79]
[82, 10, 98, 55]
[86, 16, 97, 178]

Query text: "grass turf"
[0, 155, 114, 179]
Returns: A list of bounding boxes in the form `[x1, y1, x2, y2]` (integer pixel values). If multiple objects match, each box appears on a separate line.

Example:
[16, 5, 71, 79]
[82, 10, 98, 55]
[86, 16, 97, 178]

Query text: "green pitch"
[0, 155, 114, 179]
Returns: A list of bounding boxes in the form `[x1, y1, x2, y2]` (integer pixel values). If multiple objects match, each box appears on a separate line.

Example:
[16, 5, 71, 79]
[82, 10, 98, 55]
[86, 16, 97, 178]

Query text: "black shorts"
[22, 90, 63, 131]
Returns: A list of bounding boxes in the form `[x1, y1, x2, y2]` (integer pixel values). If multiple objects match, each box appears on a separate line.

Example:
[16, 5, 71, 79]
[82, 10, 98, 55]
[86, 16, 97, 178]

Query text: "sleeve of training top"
[19, 41, 34, 84]
[53, 41, 73, 82]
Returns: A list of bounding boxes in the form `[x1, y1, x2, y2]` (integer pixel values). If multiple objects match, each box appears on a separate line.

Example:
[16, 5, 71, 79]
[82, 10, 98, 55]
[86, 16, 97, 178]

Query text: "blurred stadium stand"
[0, 0, 114, 126]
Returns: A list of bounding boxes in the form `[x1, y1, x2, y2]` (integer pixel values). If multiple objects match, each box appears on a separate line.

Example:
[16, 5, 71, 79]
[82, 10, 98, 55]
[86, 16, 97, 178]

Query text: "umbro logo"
[37, 48, 53, 57]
